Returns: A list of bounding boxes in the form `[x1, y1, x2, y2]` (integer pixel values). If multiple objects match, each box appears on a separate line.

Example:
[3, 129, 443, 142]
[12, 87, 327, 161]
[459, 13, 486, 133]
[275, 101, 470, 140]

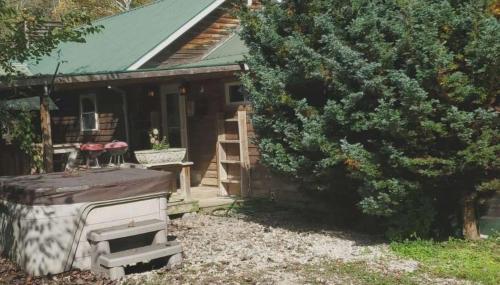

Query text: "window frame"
[79, 93, 99, 132]
[224, 81, 249, 105]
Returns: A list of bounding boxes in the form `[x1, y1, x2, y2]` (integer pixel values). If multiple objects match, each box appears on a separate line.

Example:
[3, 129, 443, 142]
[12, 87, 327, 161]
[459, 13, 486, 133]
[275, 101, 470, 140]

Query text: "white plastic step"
[87, 219, 166, 242]
[98, 241, 182, 268]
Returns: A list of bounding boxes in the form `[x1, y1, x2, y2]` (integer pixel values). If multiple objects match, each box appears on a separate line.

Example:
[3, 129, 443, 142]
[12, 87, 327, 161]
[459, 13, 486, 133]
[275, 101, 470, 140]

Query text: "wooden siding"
[142, 2, 239, 69]
[0, 144, 33, 176]
[185, 75, 282, 197]
[51, 89, 126, 144]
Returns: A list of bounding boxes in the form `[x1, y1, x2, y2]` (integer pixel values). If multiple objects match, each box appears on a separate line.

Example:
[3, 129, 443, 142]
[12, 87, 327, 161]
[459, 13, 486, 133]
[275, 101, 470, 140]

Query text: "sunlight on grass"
[391, 236, 500, 285]
[303, 260, 419, 285]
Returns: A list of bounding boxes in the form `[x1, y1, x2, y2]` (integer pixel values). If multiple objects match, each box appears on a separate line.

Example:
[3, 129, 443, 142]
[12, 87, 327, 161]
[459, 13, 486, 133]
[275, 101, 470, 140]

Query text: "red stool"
[80, 143, 104, 168]
[104, 141, 128, 166]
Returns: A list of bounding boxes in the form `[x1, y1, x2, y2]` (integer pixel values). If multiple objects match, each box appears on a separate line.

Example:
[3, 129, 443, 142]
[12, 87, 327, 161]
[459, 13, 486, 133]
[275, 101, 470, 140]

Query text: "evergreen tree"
[239, 0, 499, 239]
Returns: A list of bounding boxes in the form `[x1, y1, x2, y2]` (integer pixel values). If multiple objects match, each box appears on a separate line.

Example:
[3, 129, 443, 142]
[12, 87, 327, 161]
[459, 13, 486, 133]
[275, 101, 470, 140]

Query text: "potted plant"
[134, 128, 186, 164]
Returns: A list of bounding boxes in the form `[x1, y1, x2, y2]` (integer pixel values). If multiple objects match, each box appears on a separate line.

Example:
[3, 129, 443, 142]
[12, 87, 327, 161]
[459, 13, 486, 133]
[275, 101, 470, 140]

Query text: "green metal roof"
[171, 34, 248, 69]
[0, 96, 58, 110]
[28, 0, 219, 76]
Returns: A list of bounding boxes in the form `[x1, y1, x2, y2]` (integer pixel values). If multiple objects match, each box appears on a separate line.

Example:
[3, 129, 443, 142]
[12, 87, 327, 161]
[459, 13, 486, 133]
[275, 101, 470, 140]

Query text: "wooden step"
[87, 219, 166, 242]
[220, 160, 240, 164]
[219, 140, 240, 144]
[225, 118, 238, 122]
[98, 241, 182, 268]
[221, 178, 240, 184]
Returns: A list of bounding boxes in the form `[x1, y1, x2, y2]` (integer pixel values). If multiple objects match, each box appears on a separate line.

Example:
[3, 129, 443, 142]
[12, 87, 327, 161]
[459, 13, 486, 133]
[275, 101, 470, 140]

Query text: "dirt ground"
[0, 205, 467, 285]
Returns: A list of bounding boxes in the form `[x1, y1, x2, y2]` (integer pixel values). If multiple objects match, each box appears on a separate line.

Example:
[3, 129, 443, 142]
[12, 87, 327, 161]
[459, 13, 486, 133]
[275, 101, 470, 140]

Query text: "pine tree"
[239, 0, 499, 239]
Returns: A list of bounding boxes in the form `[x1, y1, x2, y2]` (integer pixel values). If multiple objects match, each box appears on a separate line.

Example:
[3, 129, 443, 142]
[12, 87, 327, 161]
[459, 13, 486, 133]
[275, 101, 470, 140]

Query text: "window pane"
[229, 85, 246, 103]
[81, 98, 95, 113]
[82, 112, 96, 130]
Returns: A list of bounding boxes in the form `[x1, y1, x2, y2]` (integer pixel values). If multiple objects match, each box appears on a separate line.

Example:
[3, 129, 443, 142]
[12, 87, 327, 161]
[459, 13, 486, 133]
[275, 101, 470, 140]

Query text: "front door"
[164, 92, 181, 147]
[128, 85, 161, 151]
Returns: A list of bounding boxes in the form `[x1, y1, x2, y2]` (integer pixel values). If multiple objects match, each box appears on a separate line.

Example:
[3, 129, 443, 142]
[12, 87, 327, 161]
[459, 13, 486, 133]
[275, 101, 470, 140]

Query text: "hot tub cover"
[0, 168, 175, 205]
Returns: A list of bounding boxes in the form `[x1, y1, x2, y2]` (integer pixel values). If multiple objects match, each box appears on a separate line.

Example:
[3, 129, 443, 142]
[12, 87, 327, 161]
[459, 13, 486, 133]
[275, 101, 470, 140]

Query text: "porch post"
[179, 94, 189, 160]
[121, 93, 130, 144]
[179, 162, 193, 201]
[160, 85, 169, 141]
[40, 83, 54, 173]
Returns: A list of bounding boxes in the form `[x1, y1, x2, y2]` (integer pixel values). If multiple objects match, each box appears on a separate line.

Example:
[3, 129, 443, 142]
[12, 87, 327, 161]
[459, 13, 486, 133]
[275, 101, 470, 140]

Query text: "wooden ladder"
[216, 110, 250, 197]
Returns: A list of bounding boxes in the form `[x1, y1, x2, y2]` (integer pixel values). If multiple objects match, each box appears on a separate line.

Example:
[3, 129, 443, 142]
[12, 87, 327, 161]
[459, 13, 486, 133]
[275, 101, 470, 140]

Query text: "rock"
[181, 212, 197, 221]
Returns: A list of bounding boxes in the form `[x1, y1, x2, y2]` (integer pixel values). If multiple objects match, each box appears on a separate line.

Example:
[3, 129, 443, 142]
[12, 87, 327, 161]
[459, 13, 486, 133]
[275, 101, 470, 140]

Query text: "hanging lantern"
[179, 82, 189, 96]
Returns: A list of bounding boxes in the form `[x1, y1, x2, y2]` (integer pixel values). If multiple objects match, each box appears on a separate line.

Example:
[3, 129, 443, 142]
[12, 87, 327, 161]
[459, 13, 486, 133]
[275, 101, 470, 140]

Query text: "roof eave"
[2, 64, 242, 89]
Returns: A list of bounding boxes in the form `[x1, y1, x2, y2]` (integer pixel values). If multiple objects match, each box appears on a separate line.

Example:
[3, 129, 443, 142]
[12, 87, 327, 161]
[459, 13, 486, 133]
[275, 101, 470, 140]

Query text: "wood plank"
[201, 177, 218, 186]
[203, 171, 218, 178]
[219, 140, 239, 144]
[216, 112, 228, 196]
[221, 159, 240, 164]
[238, 110, 251, 198]
[221, 178, 240, 184]
[40, 86, 54, 173]
[180, 164, 192, 201]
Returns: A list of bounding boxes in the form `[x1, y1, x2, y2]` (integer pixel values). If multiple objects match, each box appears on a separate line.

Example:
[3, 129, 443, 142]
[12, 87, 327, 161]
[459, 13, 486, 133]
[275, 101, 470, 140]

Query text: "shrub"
[239, 0, 500, 239]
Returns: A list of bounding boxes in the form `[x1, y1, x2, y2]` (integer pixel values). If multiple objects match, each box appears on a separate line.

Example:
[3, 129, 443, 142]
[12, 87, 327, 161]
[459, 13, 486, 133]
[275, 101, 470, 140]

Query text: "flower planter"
[134, 148, 186, 165]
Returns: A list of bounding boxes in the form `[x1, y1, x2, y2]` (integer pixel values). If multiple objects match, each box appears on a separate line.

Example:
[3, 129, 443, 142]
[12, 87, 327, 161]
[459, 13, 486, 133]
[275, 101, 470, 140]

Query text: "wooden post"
[238, 110, 251, 197]
[120, 93, 130, 144]
[179, 94, 189, 160]
[180, 163, 193, 201]
[40, 84, 53, 173]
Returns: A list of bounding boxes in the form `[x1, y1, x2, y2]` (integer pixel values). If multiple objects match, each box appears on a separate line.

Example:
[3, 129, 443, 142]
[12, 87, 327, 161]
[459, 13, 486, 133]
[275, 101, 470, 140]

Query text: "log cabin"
[0, 0, 298, 201]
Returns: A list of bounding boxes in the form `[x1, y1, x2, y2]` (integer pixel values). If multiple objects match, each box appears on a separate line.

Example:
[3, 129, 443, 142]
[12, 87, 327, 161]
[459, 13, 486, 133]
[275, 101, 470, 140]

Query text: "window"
[80, 94, 98, 131]
[225, 82, 249, 105]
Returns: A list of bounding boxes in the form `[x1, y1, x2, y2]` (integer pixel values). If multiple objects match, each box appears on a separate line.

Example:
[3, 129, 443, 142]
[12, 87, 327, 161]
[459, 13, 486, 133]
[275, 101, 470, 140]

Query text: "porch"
[167, 186, 241, 216]
[1, 71, 260, 202]
[47, 73, 253, 196]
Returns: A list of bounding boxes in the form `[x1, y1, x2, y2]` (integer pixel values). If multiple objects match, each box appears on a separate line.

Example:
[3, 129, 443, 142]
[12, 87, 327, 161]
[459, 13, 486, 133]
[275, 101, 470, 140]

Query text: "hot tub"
[0, 168, 176, 276]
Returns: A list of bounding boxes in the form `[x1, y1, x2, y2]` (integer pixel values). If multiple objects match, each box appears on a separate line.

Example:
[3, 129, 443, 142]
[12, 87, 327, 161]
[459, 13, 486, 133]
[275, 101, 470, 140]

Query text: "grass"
[302, 260, 419, 285]
[390, 235, 500, 285]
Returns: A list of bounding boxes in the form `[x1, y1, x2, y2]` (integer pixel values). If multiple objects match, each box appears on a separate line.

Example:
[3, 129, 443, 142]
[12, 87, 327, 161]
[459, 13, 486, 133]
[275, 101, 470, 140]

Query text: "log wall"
[142, 2, 240, 69]
[186, 80, 226, 186]
[186, 76, 297, 198]
[51, 88, 127, 144]
[0, 144, 32, 176]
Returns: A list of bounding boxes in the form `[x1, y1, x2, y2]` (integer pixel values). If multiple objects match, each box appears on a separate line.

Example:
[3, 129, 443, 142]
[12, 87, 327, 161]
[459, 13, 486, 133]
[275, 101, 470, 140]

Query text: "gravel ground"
[0, 257, 113, 285]
[120, 208, 467, 285]
[1, 206, 468, 285]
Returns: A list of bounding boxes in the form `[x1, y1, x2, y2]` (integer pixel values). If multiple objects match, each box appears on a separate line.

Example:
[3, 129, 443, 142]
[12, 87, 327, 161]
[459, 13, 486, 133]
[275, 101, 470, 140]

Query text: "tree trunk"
[463, 192, 480, 240]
